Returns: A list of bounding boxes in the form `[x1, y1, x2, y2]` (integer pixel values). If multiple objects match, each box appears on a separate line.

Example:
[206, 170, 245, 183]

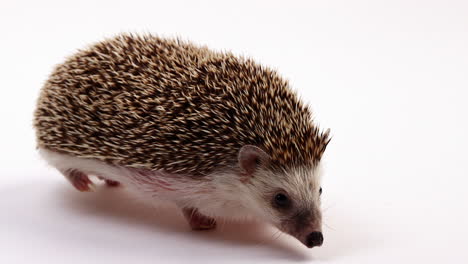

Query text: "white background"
[1, 0, 467, 263]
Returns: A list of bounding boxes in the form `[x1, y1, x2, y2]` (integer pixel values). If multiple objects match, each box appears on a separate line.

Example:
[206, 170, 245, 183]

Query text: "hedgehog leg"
[60, 168, 94, 192]
[182, 208, 217, 230]
[97, 176, 121, 187]
[104, 179, 120, 187]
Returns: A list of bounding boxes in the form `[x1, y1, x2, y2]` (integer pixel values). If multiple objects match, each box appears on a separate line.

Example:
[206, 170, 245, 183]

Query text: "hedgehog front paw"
[182, 208, 217, 230]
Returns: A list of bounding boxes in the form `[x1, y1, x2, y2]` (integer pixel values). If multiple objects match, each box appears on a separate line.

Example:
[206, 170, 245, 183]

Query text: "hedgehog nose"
[305, 232, 324, 248]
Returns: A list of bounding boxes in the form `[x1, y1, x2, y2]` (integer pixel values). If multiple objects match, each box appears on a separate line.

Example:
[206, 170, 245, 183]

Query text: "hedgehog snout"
[286, 208, 323, 248]
[305, 231, 324, 248]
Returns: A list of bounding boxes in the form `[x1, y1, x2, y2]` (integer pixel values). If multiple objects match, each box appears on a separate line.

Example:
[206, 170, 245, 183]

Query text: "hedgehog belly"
[38, 148, 202, 199]
[38, 148, 253, 220]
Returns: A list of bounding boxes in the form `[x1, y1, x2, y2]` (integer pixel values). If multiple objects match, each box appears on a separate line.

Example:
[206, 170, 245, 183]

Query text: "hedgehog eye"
[319, 187, 323, 196]
[273, 192, 291, 209]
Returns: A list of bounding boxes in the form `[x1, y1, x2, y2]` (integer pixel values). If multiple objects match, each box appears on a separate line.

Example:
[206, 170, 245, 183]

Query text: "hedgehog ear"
[238, 145, 270, 177]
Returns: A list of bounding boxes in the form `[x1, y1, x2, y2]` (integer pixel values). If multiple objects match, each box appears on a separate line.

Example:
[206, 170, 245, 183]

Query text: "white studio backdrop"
[0, 0, 467, 263]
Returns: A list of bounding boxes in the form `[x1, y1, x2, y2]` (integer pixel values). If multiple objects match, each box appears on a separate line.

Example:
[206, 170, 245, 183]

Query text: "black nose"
[306, 232, 324, 248]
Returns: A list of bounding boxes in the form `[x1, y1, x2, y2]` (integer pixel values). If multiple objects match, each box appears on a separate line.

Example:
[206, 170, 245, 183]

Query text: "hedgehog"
[34, 34, 330, 248]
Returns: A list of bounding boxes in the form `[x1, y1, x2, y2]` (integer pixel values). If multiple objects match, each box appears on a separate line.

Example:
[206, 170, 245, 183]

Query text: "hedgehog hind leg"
[38, 148, 122, 191]
[97, 176, 121, 187]
[60, 169, 121, 191]
[104, 179, 120, 187]
[182, 208, 217, 230]
[60, 168, 95, 192]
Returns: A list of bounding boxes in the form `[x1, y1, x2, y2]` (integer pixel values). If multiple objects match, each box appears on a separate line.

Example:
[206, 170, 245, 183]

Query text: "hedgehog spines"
[34, 33, 330, 176]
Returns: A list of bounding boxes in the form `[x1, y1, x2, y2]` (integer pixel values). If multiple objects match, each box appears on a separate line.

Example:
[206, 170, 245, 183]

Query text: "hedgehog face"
[269, 166, 323, 248]
[238, 145, 324, 248]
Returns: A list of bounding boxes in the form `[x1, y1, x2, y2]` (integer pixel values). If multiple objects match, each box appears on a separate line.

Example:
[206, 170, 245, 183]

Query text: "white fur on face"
[242, 164, 323, 230]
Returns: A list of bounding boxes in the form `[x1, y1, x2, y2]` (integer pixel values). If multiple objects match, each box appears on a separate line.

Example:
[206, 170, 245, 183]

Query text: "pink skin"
[129, 168, 179, 192]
